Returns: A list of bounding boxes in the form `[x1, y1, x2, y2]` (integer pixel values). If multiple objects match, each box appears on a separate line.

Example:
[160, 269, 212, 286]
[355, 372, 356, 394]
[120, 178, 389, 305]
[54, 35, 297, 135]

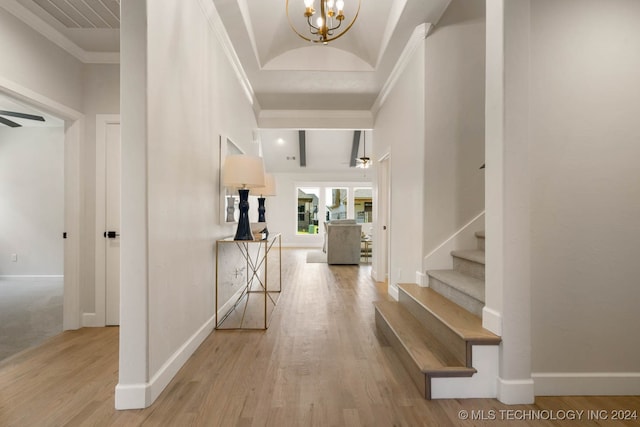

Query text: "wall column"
[485, 0, 534, 404]
[115, 0, 150, 410]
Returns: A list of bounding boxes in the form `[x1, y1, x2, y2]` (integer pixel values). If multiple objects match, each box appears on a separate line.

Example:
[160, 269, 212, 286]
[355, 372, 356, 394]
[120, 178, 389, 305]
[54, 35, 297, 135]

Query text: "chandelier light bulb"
[288, 0, 360, 43]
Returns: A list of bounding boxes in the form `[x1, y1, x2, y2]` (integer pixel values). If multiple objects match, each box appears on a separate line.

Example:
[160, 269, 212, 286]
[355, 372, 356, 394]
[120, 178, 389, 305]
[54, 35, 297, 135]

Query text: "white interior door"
[377, 155, 390, 282]
[105, 122, 121, 325]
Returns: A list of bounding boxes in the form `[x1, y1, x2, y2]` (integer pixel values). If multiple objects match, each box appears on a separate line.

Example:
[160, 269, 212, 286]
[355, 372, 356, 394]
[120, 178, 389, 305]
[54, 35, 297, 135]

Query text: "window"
[354, 188, 373, 223]
[297, 187, 319, 234]
[324, 187, 348, 222]
[295, 184, 372, 236]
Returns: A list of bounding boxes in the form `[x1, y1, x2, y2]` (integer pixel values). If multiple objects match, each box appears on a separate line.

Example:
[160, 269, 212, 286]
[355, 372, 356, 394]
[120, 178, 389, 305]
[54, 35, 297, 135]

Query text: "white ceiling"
[213, 0, 451, 111]
[5, 0, 452, 109]
[260, 129, 373, 173]
[13, 0, 120, 52]
[3, 0, 452, 169]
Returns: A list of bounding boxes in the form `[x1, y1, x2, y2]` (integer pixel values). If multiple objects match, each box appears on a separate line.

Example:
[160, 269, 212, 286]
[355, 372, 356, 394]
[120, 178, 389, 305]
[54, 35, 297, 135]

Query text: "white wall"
[0, 7, 83, 112]
[529, 0, 640, 394]
[423, 0, 486, 255]
[0, 127, 64, 276]
[374, 35, 426, 296]
[118, 0, 261, 409]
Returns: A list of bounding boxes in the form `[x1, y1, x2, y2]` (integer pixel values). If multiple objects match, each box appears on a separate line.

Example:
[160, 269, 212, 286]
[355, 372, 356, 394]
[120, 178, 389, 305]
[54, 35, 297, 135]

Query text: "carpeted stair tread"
[398, 283, 500, 345]
[475, 230, 485, 239]
[374, 300, 475, 375]
[451, 249, 485, 265]
[427, 269, 485, 303]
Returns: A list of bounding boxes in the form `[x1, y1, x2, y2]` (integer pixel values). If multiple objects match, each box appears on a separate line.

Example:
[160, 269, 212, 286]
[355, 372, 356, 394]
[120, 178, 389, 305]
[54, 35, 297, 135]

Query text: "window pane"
[354, 188, 373, 224]
[325, 188, 348, 221]
[297, 187, 320, 234]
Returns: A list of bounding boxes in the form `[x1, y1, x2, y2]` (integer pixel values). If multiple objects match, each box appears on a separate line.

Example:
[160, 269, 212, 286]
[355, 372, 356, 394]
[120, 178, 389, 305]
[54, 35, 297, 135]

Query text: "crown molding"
[1, 0, 119, 64]
[258, 109, 373, 129]
[197, 0, 258, 108]
[371, 23, 432, 115]
[0, 75, 83, 120]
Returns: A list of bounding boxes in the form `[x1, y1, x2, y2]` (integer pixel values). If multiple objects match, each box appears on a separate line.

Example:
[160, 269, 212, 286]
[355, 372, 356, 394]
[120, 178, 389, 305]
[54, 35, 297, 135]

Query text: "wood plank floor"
[0, 249, 638, 426]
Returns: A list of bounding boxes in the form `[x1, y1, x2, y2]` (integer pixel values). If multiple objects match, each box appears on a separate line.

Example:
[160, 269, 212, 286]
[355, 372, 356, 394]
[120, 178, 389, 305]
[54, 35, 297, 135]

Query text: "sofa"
[325, 219, 362, 265]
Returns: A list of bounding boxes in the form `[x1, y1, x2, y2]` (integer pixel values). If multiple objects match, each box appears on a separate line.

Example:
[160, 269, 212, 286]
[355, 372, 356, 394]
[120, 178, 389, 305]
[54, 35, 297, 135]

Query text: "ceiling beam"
[298, 130, 306, 167]
[349, 130, 361, 167]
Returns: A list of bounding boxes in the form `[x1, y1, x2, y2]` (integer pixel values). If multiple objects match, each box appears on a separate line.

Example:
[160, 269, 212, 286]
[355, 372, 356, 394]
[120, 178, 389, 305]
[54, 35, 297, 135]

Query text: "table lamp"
[250, 173, 277, 238]
[222, 154, 265, 240]
[251, 173, 277, 221]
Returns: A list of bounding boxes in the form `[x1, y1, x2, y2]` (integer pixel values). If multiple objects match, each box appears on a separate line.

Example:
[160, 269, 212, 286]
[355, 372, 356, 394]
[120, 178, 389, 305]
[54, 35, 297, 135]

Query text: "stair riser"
[428, 276, 484, 317]
[452, 257, 485, 281]
[477, 236, 485, 251]
[398, 290, 468, 366]
[375, 309, 428, 398]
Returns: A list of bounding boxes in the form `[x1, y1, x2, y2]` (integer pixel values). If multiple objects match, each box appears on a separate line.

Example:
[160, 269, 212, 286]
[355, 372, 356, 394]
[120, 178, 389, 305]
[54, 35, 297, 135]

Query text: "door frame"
[94, 114, 121, 326]
[374, 152, 391, 283]
[0, 77, 84, 330]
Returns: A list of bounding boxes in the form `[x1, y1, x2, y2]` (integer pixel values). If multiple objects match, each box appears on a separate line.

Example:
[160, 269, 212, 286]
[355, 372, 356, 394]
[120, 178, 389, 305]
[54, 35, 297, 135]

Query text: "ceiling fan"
[356, 130, 370, 169]
[0, 110, 45, 128]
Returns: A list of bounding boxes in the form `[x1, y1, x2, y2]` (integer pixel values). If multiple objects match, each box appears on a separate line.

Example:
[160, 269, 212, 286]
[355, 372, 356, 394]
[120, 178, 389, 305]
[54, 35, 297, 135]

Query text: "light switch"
[11, 253, 17, 262]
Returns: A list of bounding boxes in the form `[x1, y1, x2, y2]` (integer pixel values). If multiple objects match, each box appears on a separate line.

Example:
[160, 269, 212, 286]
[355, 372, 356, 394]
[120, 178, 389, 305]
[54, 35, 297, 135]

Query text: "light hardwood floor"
[0, 249, 638, 426]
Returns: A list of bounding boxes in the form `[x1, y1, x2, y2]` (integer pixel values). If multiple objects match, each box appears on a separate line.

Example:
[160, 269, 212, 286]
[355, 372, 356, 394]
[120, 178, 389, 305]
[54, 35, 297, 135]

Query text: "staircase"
[374, 230, 501, 399]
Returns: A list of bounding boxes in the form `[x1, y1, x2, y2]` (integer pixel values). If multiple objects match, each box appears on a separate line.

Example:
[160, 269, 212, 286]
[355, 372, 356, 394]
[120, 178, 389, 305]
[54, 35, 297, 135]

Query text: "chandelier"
[356, 131, 371, 169]
[286, 0, 361, 44]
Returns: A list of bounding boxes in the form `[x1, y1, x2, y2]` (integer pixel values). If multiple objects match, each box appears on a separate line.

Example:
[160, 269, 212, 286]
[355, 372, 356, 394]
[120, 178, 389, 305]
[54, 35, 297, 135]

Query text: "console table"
[215, 233, 281, 329]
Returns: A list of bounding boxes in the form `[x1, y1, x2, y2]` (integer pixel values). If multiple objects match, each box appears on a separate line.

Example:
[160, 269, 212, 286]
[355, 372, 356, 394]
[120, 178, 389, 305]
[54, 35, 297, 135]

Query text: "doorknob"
[104, 231, 120, 238]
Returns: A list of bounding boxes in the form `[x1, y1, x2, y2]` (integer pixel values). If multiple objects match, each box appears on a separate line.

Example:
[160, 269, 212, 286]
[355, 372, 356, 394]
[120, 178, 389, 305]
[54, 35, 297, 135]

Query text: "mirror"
[219, 135, 244, 225]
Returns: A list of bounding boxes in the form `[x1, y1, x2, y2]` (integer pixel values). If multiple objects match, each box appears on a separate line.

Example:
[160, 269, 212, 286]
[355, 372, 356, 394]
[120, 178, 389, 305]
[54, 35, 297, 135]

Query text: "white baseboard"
[497, 377, 535, 404]
[114, 383, 147, 410]
[532, 372, 640, 396]
[482, 306, 503, 336]
[147, 316, 215, 404]
[416, 271, 427, 287]
[115, 315, 215, 410]
[423, 211, 485, 272]
[388, 283, 399, 301]
[82, 312, 103, 327]
[0, 275, 64, 279]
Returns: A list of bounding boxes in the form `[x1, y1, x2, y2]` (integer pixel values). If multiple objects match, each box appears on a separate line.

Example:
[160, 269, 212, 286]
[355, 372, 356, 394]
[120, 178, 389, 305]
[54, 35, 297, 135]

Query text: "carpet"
[306, 250, 327, 263]
[0, 278, 63, 362]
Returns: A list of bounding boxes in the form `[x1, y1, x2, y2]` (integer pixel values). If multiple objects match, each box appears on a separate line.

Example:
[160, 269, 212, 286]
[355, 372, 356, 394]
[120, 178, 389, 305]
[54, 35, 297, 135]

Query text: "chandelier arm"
[307, 15, 320, 31]
[316, 0, 360, 43]
[286, 0, 314, 42]
[328, 19, 342, 32]
[286, 0, 360, 44]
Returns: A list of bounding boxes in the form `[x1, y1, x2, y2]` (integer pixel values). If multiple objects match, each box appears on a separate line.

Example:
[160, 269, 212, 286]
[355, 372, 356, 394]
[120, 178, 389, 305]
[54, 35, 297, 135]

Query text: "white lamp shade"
[222, 155, 265, 188]
[250, 173, 277, 197]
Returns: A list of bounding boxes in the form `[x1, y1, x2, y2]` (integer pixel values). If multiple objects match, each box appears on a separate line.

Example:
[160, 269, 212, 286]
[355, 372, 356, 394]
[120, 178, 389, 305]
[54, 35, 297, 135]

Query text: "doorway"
[0, 80, 83, 333]
[0, 96, 66, 360]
